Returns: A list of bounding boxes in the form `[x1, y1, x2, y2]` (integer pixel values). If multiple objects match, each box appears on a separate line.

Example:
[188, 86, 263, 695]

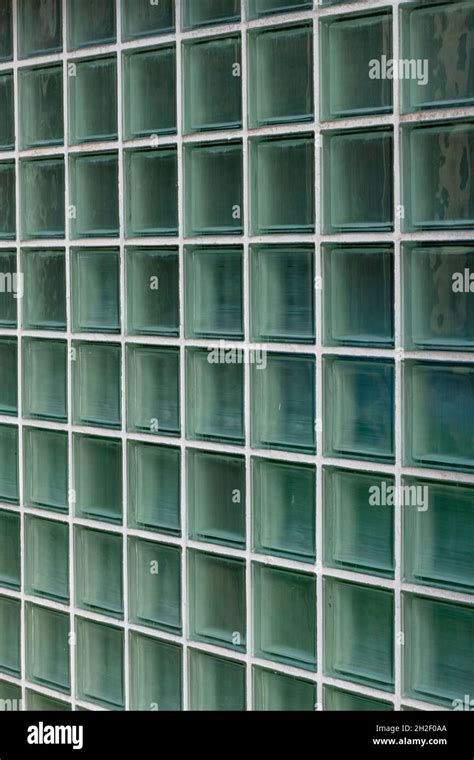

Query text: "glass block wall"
[0, 0, 473, 712]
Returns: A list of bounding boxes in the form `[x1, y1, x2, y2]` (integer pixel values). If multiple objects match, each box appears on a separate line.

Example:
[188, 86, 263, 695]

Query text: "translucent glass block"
[324, 467, 394, 578]
[404, 360, 474, 473]
[188, 648, 246, 711]
[250, 245, 315, 344]
[250, 135, 315, 234]
[0, 161, 16, 239]
[252, 457, 316, 563]
[71, 248, 120, 334]
[323, 356, 395, 464]
[19, 65, 63, 149]
[248, 0, 312, 18]
[26, 691, 70, 711]
[129, 632, 182, 711]
[182, 0, 240, 30]
[0, 338, 16, 415]
[69, 56, 117, 145]
[125, 148, 178, 237]
[76, 617, 124, 710]
[0, 425, 18, 504]
[68, 0, 116, 50]
[324, 578, 394, 692]
[23, 427, 68, 512]
[128, 441, 180, 536]
[76, 526, 123, 618]
[126, 247, 179, 336]
[253, 563, 317, 671]
[22, 338, 67, 422]
[186, 348, 244, 445]
[25, 603, 70, 693]
[253, 667, 316, 711]
[0, 680, 21, 709]
[251, 352, 316, 454]
[0, 0, 13, 62]
[323, 686, 393, 712]
[184, 142, 243, 236]
[74, 434, 122, 524]
[121, 0, 175, 41]
[323, 245, 394, 347]
[0, 510, 20, 590]
[126, 345, 180, 437]
[188, 549, 246, 652]
[69, 152, 119, 238]
[0, 250, 17, 327]
[0, 72, 14, 150]
[22, 248, 66, 331]
[25, 516, 69, 602]
[18, 0, 62, 59]
[187, 448, 246, 549]
[72, 342, 121, 430]
[185, 246, 243, 340]
[20, 157, 65, 240]
[123, 46, 176, 140]
[183, 35, 241, 134]
[0, 596, 20, 676]
[128, 537, 181, 633]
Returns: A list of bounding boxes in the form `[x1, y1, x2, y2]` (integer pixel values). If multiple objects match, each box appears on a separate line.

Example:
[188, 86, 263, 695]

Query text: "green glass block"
[69, 56, 117, 144]
[0, 72, 14, 150]
[185, 141, 243, 236]
[0, 161, 16, 239]
[248, 0, 312, 18]
[72, 342, 121, 429]
[0, 680, 21, 710]
[185, 246, 243, 340]
[25, 516, 69, 602]
[129, 632, 182, 711]
[128, 537, 181, 633]
[125, 148, 178, 237]
[323, 356, 395, 464]
[126, 247, 179, 336]
[68, 0, 116, 50]
[188, 648, 246, 711]
[126, 345, 180, 437]
[188, 549, 246, 652]
[0, 251, 17, 327]
[253, 666, 316, 711]
[75, 527, 123, 619]
[26, 603, 70, 693]
[0, 338, 16, 415]
[69, 152, 119, 238]
[250, 245, 315, 344]
[19, 65, 63, 149]
[128, 441, 180, 535]
[76, 617, 124, 710]
[71, 248, 120, 334]
[18, 0, 62, 59]
[251, 352, 316, 454]
[0, 596, 20, 676]
[26, 690, 70, 711]
[187, 448, 246, 549]
[22, 338, 67, 422]
[0, 510, 20, 590]
[0, 425, 18, 504]
[20, 157, 65, 240]
[183, 35, 241, 134]
[323, 245, 394, 347]
[74, 434, 123, 524]
[0, 0, 13, 62]
[324, 467, 394, 578]
[182, 0, 240, 30]
[324, 578, 394, 692]
[186, 347, 244, 445]
[253, 563, 317, 671]
[121, 0, 175, 41]
[323, 685, 393, 712]
[123, 46, 176, 140]
[22, 248, 66, 331]
[23, 427, 68, 512]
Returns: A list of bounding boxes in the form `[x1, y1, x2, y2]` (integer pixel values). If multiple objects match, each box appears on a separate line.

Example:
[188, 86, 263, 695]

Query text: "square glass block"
[69, 152, 119, 238]
[248, 0, 312, 18]
[251, 353, 316, 454]
[76, 617, 124, 710]
[253, 563, 317, 671]
[22, 338, 67, 422]
[129, 633, 182, 711]
[324, 578, 394, 692]
[69, 56, 117, 145]
[404, 360, 474, 473]
[0, 250, 17, 327]
[0, 596, 19, 676]
[0, 72, 14, 150]
[25, 516, 69, 602]
[71, 248, 120, 334]
[128, 441, 180, 535]
[323, 356, 395, 464]
[20, 157, 65, 240]
[188, 648, 246, 711]
[75, 527, 123, 619]
[188, 549, 246, 652]
[183, 35, 241, 134]
[184, 141, 243, 236]
[126, 247, 179, 336]
[324, 467, 395, 578]
[323, 245, 394, 347]
[252, 457, 316, 563]
[18, 0, 62, 59]
[121, 0, 175, 41]
[323, 685, 393, 712]
[26, 691, 70, 711]
[253, 667, 316, 711]
[182, 0, 240, 30]
[0, 510, 20, 590]
[128, 537, 181, 633]
[72, 342, 121, 429]
[187, 448, 246, 549]
[250, 245, 315, 344]
[123, 46, 176, 140]
[23, 427, 68, 512]
[0, 0, 13, 62]
[0, 162, 15, 240]
[186, 348, 244, 445]
[22, 248, 66, 331]
[25, 603, 70, 693]
[0, 338, 16, 415]
[19, 65, 63, 149]
[125, 148, 178, 237]
[185, 246, 243, 340]
[74, 434, 122, 524]
[0, 425, 18, 504]
[68, 0, 116, 50]
[126, 345, 180, 437]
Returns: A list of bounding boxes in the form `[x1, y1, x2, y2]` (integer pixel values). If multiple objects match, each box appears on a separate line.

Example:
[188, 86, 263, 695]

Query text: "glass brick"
[18, 0, 62, 59]
[25, 516, 69, 602]
[128, 440, 181, 536]
[0, 680, 21, 709]
[0, 72, 14, 150]
[0, 0, 13, 62]
[0, 161, 16, 239]
[69, 152, 119, 238]
[76, 617, 124, 710]
[121, 0, 175, 41]
[253, 666, 316, 711]
[182, 0, 240, 30]
[25, 603, 70, 693]
[72, 341, 121, 430]
[75, 526, 123, 618]
[188, 648, 246, 711]
[123, 45, 176, 140]
[126, 247, 179, 337]
[0, 596, 20, 676]
[248, 0, 312, 18]
[0, 250, 17, 327]
[323, 685, 393, 711]
[69, 56, 117, 145]
[67, 0, 116, 50]
[71, 247, 120, 334]
[128, 537, 182, 633]
[19, 64, 63, 149]
[0, 425, 18, 504]
[0, 510, 20, 590]
[125, 148, 178, 237]
[129, 632, 182, 711]
[74, 434, 123, 524]
[20, 157, 65, 240]
[0, 338, 16, 415]
[22, 338, 67, 422]
[26, 690, 70, 711]
[23, 427, 68, 513]
[126, 345, 180, 437]
[21, 248, 66, 331]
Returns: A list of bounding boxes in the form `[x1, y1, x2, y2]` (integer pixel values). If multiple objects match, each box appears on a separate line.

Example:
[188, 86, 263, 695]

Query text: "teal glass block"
[0, 338, 17, 415]
[323, 685, 393, 712]
[252, 457, 316, 563]
[69, 152, 119, 238]
[183, 35, 242, 134]
[253, 563, 317, 671]
[404, 360, 474, 473]
[121, 0, 175, 41]
[182, 0, 240, 30]
[0, 596, 20, 676]
[76, 527, 123, 618]
[123, 46, 176, 140]
[188, 549, 246, 652]
[126, 345, 180, 437]
[126, 247, 179, 337]
[251, 352, 316, 454]
[248, 23, 313, 128]
[19, 65, 63, 149]
[23, 427, 68, 513]
[25, 603, 70, 693]
[22, 248, 66, 331]
[185, 141, 243, 236]
[128, 441, 180, 536]
[185, 246, 243, 340]
[18, 0, 62, 59]
[0, 510, 20, 590]
[248, 0, 312, 18]
[76, 617, 124, 710]
[125, 148, 178, 237]
[324, 578, 394, 692]
[68, 0, 116, 50]
[21, 157, 65, 240]
[0, 161, 16, 239]
[0, 250, 17, 327]
[74, 434, 123, 524]
[25, 516, 69, 602]
[0, 72, 14, 150]
[253, 667, 316, 711]
[72, 342, 121, 430]
[69, 56, 117, 145]
[186, 347, 244, 445]
[324, 467, 395, 578]
[0, 0, 13, 62]
[128, 537, 181, 633]
[0, 425, 18, 504]
[26, 691, 70, 711]
[129, 633, 182, 711]
[71, 248, 120, 334]
[22, 338, 67, 422]
[187, 448, 246, 549]
[188, 648, 246, 711]
[250, 245, 315, 344]
[323, 356, 395, 464]
[0, 680, 21, 709]
[323, 245, 394, 347]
